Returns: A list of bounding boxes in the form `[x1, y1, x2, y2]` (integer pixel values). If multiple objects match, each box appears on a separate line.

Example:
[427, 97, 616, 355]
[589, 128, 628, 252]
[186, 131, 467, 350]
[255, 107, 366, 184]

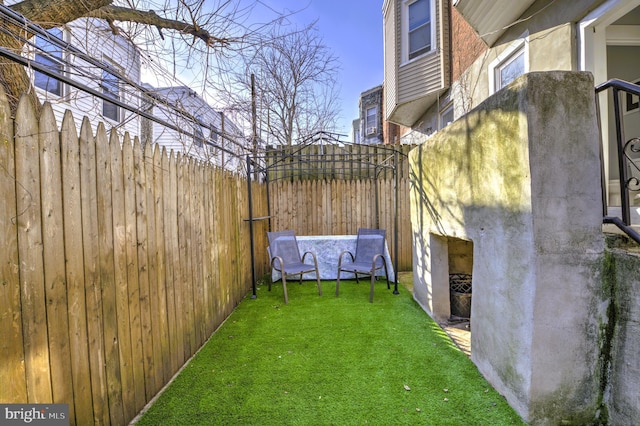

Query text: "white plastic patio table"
[270, 234, 395, 282]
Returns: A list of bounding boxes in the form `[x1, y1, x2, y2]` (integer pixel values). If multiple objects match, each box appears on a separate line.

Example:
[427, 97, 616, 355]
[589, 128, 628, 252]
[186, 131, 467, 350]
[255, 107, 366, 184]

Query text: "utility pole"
[251, 73, 258, 180]
[220, 112, 225, 169]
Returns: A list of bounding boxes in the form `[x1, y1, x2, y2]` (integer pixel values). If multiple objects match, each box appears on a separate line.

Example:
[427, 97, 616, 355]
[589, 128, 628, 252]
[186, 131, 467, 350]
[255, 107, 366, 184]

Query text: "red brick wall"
[451, 7, 487, 82]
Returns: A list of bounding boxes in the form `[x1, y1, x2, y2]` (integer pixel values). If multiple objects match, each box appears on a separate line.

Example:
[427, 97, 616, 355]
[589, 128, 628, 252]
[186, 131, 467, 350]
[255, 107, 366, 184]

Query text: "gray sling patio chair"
[267, 230, 322, 304]
[335, 228, 390, 303]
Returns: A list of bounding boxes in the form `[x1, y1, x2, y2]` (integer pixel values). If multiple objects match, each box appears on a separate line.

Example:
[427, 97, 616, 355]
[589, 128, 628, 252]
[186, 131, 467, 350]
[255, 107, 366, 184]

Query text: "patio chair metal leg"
[282, 275, 289, 304]
[384, 263, 390, 290]
[369, 273, 375, 303]
[335, 270, 341, 296]
[311, 254, 322, 296]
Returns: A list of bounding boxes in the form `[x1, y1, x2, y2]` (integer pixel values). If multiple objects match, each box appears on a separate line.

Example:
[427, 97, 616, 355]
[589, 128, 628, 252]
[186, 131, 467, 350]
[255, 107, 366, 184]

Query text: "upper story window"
[209, 124, 219, 143]
[439, 103, 454, 129]
[193, 115, 205, 148]
[365, 106, 378, 134]
[489, 37, 528, 94]
[405, 0, 433, 61]
[34, 28, 64, 96]
[101, 69, 120, 122]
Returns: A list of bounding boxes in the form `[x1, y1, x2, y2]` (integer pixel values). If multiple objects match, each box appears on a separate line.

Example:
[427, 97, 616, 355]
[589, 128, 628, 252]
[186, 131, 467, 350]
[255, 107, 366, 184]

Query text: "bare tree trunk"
[0, 33, 39, 115]
[0, 0, 111, 115]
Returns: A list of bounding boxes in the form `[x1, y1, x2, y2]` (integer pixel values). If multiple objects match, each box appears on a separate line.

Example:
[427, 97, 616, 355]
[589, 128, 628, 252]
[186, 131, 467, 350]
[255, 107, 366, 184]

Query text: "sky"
[253, 0, 385, 139]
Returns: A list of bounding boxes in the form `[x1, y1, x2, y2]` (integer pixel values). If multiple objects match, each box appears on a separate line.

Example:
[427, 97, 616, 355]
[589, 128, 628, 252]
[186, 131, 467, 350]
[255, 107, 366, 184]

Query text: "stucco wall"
[408, 71, 607, 424]
[605, 239, 640, 425]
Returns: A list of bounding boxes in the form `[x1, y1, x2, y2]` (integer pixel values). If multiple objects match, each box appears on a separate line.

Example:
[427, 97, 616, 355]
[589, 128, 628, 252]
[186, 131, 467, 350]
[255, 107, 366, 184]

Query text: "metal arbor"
[245, 131, 405, 299]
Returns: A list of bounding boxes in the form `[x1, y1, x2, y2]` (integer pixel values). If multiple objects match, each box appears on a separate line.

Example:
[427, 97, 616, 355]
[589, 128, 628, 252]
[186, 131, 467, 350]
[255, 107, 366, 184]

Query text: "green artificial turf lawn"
[135, 276, 525, 425]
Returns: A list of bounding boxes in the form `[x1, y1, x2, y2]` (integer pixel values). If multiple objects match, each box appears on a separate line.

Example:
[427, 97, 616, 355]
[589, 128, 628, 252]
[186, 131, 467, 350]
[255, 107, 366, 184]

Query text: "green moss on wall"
[410, 90, 531, 227]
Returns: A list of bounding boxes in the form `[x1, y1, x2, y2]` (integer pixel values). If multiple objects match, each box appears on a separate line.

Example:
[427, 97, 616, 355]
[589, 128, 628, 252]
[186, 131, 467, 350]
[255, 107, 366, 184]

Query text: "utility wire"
[0, 4, 250, 160]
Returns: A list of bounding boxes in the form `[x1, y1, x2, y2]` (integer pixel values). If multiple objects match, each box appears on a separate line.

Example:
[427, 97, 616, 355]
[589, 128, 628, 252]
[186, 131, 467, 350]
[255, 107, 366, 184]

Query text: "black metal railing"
[595, 79, 640, 244]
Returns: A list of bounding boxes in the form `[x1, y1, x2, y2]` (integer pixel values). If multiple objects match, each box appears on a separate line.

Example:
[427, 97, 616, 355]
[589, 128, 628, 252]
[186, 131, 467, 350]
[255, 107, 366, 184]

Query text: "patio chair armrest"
[372, 253, 386, 269]
[270, 255, 285, 272]
[337, 250, 355, 268]
[301, 251, 320, 270]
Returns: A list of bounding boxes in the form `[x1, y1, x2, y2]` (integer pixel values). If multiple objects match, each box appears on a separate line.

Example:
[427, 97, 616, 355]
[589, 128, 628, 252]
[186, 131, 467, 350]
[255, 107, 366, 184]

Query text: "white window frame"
[402, 0, 435, 63]
[439, 102, 454, 129]
[365, 106, 378, 135]
[488, 36, 529, 95]
[34, 28, 65, 97]
[101, 67, 121, 122]
[193, 114, 205, 148]
[209, 124, 219, 143]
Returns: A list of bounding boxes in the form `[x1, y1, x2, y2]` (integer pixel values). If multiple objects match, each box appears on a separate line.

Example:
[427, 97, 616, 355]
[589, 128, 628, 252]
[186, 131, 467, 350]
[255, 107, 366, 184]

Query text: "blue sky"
[255, 0, 384, 139]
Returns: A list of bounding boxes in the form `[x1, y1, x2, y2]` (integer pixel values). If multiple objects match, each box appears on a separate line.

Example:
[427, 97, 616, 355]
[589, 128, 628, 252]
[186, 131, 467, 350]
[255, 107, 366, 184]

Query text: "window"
[365, 106, 378, 134]
[406, 0, 432, 60]
[440, 103, 454, 129]
[209, 124, 219, 143]
[496, 48, 525, 90]
[193, 115, 205, 147]
[34, 28, 64, 96]
[101, 69, 120, 121]
[489, 37, 528, 94]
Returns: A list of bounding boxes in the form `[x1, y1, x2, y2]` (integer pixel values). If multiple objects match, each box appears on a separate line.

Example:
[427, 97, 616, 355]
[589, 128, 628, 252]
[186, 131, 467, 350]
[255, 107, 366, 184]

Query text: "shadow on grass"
[133, 276, 524, 425]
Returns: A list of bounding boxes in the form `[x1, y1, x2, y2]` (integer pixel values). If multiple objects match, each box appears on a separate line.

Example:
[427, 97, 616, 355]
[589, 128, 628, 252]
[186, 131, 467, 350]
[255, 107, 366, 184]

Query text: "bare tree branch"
[218, 21, 341, 145]
[85, 5, 233, 47]
[0, 0, 342, 147]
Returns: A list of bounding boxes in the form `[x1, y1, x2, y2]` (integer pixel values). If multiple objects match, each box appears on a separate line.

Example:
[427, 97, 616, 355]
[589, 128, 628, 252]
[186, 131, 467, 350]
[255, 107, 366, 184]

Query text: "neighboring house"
[383, 0, 486, 138]
[26, 18, 142, 138]
[24, 16, 248, 170]
[383, 0, 451, 134]
[351, 118, 361, 143]
[357, 85, 384, 144]
[143, 86, 246, 171]
[356, 84, 410, 144]
[384, 0, 640, 214]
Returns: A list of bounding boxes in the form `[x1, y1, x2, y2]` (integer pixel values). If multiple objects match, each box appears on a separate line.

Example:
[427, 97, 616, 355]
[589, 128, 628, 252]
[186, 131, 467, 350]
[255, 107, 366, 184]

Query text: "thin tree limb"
[85, 5, 232, 47]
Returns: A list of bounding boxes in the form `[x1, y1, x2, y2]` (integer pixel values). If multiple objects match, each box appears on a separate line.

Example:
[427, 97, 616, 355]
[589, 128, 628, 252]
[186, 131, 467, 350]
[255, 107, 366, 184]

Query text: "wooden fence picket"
[168, 152, 184, 369]
[133, 137, 154, 402]
[40, 103, 74, 414]
[122, 135, 146, 414]
[15, 94, 52, 404]
[79, 116, 110, 425]
[146, 143, 164, 393]
[153, 145, 171, 383]
[109, 127, 136, 422]
[0, 88, 25, 404]
[60, 112, 94, 424]
[94, 121, 124, 426]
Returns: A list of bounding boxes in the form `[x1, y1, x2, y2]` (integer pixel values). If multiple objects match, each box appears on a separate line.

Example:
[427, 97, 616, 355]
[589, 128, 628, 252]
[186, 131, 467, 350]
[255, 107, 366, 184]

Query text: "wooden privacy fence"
[268, 177, 413, 271]
[0, 92, 268, 425]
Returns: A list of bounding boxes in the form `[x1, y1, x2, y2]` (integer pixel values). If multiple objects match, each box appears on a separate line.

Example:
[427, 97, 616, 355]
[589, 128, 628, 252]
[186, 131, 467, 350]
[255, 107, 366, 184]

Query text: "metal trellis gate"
[245, 132, 410, 298]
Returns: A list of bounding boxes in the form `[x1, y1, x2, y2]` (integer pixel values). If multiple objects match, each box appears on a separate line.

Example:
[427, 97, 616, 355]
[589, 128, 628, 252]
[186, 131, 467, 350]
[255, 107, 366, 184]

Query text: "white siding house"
[22, 14, 249, 170]
[26, 18, 142, 138]
[144, 86, 247, 171]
